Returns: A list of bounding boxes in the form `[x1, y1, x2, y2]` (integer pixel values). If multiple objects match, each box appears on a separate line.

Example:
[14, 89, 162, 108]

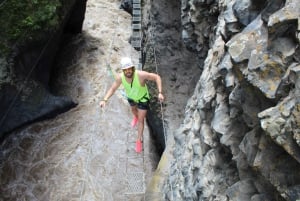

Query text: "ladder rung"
[133, 4, 141, 9]
[132, 31, 142, 38]
[132, 0, 142, 64]
[132, 44, 141, 48]
[132, 16, 141, 22]
[131, 36, 142, 40]
[132, 10, 141, 16]
[132, 24, 141, 29]
[132, 21, 141, 24]
[131, 37, 141, 41]
[131, 40, 141, 47]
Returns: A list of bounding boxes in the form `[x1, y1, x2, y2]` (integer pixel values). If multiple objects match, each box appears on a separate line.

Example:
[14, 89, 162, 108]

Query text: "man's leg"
[130, 105, 138, 118]
[137, 109, 147, 141]
[130, 105, 139, 127]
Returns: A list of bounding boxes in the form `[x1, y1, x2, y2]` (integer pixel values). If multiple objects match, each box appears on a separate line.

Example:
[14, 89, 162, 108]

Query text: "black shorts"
[127, 98, 149, 110]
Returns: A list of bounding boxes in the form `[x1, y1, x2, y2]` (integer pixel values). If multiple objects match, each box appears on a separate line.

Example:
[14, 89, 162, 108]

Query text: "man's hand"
[158, 93, 164, 102]
[100, 100, 107, 108]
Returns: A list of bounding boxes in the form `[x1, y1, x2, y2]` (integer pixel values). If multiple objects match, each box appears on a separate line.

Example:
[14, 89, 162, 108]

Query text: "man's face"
[123, 67, 134, 78]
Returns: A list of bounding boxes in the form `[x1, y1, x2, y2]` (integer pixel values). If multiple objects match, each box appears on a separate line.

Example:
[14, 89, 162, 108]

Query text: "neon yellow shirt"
[121, 71, 150, 102]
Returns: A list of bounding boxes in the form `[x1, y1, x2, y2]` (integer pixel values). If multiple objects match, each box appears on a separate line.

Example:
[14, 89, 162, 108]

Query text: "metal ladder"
[124, 128, 145, 199]
[131, 0, 143, 70]
[125, 2, 145, 199]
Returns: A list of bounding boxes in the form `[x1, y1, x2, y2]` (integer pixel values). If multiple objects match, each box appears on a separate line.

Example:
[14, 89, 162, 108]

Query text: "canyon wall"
[144, 0, 300, 200]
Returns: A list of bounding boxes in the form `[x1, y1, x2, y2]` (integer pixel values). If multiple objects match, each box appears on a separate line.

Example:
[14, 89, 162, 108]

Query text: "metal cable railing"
[152, 44, 167, 145]
[148, 17, 178, 199]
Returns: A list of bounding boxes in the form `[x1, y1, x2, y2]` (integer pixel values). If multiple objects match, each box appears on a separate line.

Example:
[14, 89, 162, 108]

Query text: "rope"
[105, 16, 129, 100]
[79, 112, 96, 201]
[79, 104, 105, 201]
[78, 13, 118, 197]
[105, 17, 120, 81]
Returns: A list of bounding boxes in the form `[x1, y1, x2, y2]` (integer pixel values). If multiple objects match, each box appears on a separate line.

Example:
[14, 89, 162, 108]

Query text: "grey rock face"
[147, 0, 300, 200]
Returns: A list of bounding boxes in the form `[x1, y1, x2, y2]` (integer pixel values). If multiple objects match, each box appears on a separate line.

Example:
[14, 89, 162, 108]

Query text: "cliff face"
[0, 0, 87, 137]
[145, 0, 300, 200]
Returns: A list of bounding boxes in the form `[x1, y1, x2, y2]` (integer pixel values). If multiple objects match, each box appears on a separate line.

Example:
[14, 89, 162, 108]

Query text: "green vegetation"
[0, 0, 62, 56]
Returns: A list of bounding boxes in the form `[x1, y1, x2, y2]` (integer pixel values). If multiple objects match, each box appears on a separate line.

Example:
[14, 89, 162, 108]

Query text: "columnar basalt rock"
[145, 0, 300, 200]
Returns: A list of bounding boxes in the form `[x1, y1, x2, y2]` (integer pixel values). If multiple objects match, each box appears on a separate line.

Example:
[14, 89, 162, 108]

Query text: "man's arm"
[139, 71, 164, 102]
[100, 74, 122, 107]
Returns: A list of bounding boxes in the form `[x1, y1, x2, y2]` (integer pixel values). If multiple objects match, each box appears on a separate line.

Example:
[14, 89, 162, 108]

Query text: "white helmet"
[121, 57, 134, 69]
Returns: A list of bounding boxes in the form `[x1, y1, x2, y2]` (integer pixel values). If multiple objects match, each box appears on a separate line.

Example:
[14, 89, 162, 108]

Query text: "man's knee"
[131, 106, 137, 111]
[138, 117, 145, 123]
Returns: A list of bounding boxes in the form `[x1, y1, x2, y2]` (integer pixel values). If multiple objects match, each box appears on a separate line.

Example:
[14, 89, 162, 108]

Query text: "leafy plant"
[0, 0, 63, 56]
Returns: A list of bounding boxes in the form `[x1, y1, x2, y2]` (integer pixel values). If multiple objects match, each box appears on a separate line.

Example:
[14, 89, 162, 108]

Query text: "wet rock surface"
[0, 1, 159, 200]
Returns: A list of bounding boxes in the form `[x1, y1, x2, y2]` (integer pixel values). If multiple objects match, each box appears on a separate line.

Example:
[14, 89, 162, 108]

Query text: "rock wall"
[146, 0, 300, 200]
[0, 0, 87, 137]
[141, 0, 202, 156]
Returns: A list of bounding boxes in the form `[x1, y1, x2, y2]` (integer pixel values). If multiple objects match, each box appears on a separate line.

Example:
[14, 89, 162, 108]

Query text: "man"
[100, 57, 164, 153]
